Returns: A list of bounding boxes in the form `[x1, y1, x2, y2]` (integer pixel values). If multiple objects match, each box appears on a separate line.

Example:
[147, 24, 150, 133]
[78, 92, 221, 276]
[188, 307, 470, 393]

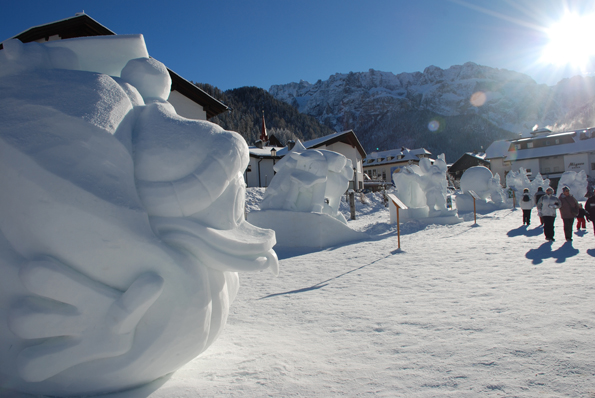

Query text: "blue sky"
[2, 0, 594, 91]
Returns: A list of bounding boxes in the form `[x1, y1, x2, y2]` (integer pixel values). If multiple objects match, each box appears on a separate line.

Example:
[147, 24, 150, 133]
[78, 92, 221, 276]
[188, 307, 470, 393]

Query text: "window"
[526, 168, 532, 175]
[527, 142, 534, 148]
[555, 139, 560, 144]
[372, 169, 377, 177]
[514, 144, 521, 150]
[544, 167, 550, 173]
[591, 163, 595, 171]
[382, 171, 387, 181]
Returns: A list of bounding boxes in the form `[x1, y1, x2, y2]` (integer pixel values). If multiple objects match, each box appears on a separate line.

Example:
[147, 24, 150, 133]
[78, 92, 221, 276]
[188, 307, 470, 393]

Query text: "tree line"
[194, 83, 336, 146]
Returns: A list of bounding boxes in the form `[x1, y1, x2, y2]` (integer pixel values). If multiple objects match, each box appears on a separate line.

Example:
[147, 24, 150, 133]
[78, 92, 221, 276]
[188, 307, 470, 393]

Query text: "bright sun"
[541, 13, 595, 68]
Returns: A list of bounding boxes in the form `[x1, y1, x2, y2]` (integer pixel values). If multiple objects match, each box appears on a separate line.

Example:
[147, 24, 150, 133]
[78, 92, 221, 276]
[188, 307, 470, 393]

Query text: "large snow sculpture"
[559, 170, 588, 200]
[456, 166, 510, 213]
[0, 36, 278, 397]
[390, 155, 461, 224]
[259, 141, 352, 223]
[248, 142, 367, 248]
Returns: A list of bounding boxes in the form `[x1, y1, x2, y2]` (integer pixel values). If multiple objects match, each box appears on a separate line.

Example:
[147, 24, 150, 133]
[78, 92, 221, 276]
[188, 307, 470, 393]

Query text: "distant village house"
[247, 130, 367, 190]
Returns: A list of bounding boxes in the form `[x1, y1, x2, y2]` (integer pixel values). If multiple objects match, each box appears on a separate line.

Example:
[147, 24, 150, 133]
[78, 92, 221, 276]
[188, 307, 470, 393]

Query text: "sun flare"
[541, 13, 595, 68]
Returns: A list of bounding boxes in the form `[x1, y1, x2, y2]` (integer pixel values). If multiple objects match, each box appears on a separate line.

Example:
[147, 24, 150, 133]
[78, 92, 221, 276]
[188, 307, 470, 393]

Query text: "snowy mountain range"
[269, 62, 595, 161]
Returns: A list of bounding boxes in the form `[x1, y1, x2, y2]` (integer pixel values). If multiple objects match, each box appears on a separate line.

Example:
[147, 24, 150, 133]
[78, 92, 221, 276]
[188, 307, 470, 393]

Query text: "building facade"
[486, 127, 595, 185]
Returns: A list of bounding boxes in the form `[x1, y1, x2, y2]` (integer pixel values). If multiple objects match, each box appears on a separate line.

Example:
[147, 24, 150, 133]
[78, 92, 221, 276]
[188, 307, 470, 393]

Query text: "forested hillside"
[194, 83, 336, 146]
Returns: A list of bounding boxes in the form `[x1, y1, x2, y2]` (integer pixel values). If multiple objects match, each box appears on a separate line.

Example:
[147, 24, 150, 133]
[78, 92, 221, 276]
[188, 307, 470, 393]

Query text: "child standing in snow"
[577, 203, 587, 231]
[520, 188, 533, 226]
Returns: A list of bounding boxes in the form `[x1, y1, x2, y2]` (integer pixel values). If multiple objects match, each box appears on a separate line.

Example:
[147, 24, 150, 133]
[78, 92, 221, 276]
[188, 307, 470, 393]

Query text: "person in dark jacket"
[537, 187, 561, 241]
[534, 186, 546, 225]
[559, 186, 579, 241]
[519, 188, 533, 225]
[585, 193, 595, 235]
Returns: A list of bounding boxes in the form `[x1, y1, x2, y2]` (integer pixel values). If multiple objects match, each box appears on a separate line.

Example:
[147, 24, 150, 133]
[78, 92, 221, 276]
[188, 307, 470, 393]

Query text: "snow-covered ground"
[78, 190, 595, 398]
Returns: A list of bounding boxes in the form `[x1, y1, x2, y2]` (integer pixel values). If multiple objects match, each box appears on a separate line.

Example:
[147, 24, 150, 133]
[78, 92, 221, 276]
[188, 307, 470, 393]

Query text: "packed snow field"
[98, 190, 594, 398]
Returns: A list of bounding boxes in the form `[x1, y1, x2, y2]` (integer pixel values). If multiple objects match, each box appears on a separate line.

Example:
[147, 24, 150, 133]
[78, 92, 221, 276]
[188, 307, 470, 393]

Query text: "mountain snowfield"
[14, 190, 589, 398]
[269, 63, 595, 160]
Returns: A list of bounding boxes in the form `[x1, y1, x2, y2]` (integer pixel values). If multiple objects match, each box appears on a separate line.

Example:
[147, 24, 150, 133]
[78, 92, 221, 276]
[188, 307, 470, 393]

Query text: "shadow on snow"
[259, 252, 395, 299]
[507, 225, 543, 238]
[525, 241, 580, 264]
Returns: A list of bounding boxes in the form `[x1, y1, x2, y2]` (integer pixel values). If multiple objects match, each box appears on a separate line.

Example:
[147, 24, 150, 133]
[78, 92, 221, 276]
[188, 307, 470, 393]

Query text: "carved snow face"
[0, 37, 277, 396]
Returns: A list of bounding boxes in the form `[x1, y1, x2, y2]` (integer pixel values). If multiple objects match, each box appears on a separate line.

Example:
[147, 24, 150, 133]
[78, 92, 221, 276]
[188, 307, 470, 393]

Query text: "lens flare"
[428, 120, 440, 132]
[470, 91, 487, 107]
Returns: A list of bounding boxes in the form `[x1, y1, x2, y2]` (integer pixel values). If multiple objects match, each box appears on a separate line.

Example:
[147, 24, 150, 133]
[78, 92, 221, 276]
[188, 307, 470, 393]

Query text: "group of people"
[519, 186, 595, 242]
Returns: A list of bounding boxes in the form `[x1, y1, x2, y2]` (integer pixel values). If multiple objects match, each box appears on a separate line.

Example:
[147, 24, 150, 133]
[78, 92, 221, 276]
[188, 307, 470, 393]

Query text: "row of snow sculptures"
[248, 141, 368, 248]
[559, 170, 588, 199]
[391, 154, 462, 224]
[456, 166, 510, 213]
[0, 36, 280, 397]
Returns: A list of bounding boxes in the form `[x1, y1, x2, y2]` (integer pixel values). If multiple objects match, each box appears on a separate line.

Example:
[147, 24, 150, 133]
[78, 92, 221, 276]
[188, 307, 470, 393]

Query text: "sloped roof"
[448, 152, 490, 173]
[2, 13, 228, 119]
[485, 140, 512, 159]
[302, 130, 367, 158]
[275, 130, 366, 158]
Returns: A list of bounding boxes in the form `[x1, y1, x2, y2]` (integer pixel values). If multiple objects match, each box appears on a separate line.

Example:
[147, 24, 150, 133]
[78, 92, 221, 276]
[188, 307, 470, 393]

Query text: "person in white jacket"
[537, 187, 561, 241]
[519, 188, 534, 226]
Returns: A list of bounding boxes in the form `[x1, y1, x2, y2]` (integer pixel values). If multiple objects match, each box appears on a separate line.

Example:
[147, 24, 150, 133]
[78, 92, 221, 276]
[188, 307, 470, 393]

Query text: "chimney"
[287, 140, 296, 150]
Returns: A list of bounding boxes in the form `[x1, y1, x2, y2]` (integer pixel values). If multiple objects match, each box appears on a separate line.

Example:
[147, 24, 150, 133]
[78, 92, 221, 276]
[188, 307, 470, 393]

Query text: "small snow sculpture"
[391, 154, 460, 223]
[249, 142, 368, 248]
[260, 141, 354, 223]
[0, 36, 278, 397]
[559, 170, 588, 199]
[456, 166, 510, 212]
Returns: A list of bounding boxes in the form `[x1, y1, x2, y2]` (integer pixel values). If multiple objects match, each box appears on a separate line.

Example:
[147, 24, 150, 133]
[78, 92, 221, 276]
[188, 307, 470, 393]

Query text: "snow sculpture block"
[456, 166, 510, 213]
[0, 37, 278, 397]
[559, 170, 588, 199]
[390, 154, 461, 224]
[249, 142, 368, 248]
[505, 167, 550, 197]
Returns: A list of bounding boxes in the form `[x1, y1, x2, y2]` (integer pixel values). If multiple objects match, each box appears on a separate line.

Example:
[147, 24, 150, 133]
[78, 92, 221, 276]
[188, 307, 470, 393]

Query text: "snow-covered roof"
[248, 146, 284, 158]
[485, 140, 513, 159]
[276, 130, 366, 158]
[363, 147, 432, 166]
